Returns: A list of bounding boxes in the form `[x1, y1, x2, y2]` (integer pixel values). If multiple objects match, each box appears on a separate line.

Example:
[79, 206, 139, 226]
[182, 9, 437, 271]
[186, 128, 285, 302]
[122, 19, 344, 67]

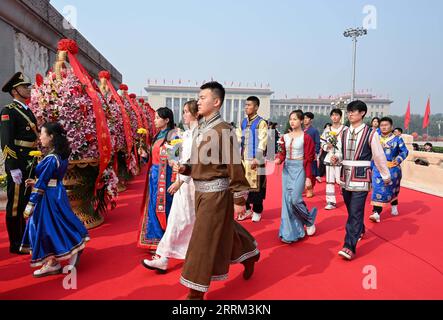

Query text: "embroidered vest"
[340, 125, 375, 182]
[241, 116, 263, 159]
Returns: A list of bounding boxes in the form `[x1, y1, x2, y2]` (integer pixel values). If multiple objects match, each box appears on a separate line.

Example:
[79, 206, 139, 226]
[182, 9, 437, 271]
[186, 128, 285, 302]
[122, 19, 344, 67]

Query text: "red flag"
[404, 100, 411, 130]
[423, 97, 431, 129]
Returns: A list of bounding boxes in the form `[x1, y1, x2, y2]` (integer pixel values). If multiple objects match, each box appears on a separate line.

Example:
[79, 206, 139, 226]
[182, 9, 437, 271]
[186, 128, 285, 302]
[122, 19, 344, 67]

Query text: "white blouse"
[283, 134, 304, 160]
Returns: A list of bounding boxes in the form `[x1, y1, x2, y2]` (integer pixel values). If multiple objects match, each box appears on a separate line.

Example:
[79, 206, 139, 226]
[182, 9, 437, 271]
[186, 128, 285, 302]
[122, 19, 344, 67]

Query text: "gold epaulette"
[3, 146, 18, 159]
[5, 103, 17, 109]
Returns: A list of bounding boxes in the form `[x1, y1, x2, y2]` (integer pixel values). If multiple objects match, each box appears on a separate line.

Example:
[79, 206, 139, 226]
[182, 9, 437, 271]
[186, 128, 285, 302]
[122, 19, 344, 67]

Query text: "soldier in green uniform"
[1, 72, 38, 254]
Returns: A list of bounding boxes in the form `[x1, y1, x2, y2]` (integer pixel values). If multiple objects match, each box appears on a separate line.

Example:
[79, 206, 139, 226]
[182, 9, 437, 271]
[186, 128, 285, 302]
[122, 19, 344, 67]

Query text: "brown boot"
[242, 253, 260, 280]
[186, 289, 205, 300]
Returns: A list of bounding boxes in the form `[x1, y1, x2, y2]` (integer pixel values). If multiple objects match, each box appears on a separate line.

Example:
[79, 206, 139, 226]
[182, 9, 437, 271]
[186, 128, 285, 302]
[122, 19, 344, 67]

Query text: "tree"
[270, 112, 443, 138]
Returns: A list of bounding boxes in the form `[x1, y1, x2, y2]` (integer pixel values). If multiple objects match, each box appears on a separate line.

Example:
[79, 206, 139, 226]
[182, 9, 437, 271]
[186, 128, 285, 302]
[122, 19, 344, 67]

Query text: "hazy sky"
[50, 0, 443, 115]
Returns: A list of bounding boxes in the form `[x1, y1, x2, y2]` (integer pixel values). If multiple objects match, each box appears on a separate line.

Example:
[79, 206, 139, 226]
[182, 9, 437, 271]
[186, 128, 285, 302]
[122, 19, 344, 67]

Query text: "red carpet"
[1, 166, 442, 300]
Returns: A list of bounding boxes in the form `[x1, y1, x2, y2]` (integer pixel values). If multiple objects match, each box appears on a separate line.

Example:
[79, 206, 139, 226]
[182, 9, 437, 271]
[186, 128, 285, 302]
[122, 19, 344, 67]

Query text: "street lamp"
[344, 27, 368, 102]
[331, 97, 351, 125]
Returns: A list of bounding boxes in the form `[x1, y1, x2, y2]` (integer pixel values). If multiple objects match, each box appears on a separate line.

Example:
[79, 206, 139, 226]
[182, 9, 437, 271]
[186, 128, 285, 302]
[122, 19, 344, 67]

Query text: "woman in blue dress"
[137, 107, 178, 253]
[20, 122, 89, 278]
[274, 110, 318, 243]
[369, 117, 409, 223]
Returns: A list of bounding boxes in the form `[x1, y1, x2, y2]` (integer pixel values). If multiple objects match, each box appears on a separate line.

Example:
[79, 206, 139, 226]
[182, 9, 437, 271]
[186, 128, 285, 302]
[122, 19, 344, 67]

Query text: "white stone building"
[271, 93, 393, 120]
[144, 84, 274, 126]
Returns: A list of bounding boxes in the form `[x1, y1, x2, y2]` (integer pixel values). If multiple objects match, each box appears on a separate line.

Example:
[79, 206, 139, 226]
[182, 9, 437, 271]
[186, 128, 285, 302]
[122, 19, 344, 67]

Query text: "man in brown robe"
[179, 82, 260, 300]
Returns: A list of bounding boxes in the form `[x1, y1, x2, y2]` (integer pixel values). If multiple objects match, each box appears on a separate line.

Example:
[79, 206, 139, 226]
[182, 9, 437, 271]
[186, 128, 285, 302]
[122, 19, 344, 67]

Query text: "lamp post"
[331, 97, 351, 125]
[344, 27, 368, 102]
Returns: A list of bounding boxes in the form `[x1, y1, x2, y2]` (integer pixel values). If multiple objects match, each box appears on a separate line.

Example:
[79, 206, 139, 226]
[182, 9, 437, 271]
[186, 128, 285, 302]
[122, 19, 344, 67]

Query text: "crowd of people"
[2, 70, 416, 299]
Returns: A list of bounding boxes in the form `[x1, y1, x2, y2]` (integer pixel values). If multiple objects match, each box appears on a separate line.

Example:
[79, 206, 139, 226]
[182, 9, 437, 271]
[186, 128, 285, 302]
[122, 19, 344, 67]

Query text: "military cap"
[2, 72, 31, 93]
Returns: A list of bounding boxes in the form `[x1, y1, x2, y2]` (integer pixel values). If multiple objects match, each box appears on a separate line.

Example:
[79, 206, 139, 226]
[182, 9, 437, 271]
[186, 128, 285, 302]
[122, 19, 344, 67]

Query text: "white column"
[179, 98, 183, 123]
[238, 99, 244, 125]
[230, 99, 235, 123]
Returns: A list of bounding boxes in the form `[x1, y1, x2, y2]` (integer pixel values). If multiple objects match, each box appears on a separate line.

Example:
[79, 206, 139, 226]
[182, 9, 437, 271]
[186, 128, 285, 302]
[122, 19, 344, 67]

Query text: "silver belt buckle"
[194, 178, 229, 193]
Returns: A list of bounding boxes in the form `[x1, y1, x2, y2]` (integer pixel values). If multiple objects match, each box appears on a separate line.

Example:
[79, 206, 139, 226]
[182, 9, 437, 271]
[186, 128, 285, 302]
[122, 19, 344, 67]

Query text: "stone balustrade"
[401, 135, 443, 197]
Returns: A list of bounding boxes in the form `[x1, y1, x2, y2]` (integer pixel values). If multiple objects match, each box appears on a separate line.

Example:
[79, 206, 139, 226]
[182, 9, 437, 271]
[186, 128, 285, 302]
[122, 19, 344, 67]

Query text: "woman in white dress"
[141, 100, 199, 273]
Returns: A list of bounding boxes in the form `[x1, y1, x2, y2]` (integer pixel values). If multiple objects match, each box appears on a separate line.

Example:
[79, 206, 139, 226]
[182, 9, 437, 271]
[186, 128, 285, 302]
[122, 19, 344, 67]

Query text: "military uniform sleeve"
[1, 107, 19, 170]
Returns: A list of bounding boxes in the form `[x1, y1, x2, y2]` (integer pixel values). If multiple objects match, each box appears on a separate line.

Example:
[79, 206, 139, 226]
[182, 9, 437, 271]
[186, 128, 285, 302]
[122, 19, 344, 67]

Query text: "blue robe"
[138, 129, 175, 251]
[20, 154, 89, 267]
[371, 134, 409, 207]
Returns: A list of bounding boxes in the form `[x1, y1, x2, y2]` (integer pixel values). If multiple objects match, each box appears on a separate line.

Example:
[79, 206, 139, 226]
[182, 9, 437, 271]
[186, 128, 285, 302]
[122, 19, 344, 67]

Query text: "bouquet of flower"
[165, 138, 183, 183]
[321, 131, 339, 155]
[0, 174, 7, 192]
[24, 150, 43, 195]
[30, 68, 99, 161]
[137, 128, 148, 159]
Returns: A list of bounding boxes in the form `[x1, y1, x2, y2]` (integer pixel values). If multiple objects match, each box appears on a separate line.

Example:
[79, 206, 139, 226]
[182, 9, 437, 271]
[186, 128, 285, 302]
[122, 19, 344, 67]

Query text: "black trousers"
[318, 150, 327, 177]
[246, 172, 266, 214]
[246, 197, 264, 214]
[5, 172, 31, 251]
[342, 189, 368, 253]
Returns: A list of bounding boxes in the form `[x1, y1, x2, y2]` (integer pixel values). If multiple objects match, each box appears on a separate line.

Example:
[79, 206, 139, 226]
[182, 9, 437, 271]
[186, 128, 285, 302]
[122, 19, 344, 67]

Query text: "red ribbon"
[67, 51, 112, 193]
[124, 93, 143, 130]
[106, 79, 134, 167]
[145, 104, 158, 138]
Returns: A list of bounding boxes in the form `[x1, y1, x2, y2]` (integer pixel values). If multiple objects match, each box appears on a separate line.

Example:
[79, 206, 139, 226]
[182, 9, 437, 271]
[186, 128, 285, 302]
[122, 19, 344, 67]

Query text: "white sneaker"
[325, 203, 337, 210]
[142, 256, 168, 274]
[33, 262, 62, 278]
[306, 225, 316, 236]
[369, 212, 381, 223]
[391, 206, 399, 216]
[251, 212, 262, 223]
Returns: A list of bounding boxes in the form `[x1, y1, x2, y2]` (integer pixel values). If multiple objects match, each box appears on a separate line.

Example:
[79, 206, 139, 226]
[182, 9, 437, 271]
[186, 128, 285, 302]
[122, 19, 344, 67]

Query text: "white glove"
[10, 169, 23, 185]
